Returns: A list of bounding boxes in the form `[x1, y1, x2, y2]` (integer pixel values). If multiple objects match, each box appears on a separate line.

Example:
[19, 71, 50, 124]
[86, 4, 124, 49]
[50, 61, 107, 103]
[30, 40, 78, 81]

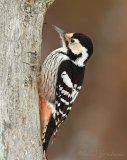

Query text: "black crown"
[73, 33, 93, 56]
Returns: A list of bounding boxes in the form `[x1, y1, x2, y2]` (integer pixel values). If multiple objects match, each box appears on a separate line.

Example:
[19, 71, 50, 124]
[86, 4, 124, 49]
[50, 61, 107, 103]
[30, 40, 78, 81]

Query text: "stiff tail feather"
[42, 116, 56, 160]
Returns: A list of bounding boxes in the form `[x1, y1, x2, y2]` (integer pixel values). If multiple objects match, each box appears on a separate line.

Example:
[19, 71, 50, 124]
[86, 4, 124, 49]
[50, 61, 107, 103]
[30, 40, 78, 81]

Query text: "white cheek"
[68, 39, 87, 55]
[69, 43, 81, 55]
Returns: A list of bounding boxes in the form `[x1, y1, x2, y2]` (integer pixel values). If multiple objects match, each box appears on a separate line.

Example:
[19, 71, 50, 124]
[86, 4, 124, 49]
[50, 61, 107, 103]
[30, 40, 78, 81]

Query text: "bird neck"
[55, 47, 88, 67]
[67, 49, 88, 67]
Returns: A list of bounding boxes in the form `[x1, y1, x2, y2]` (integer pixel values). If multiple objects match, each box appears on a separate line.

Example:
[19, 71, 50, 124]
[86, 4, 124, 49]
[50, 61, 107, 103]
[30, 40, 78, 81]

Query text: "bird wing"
[54, 60, 85, 137]
[42, 60, 85, 153]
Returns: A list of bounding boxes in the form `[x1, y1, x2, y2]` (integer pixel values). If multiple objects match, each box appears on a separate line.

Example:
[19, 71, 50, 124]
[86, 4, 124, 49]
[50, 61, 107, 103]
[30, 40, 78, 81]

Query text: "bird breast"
[38, 49, 69, 102]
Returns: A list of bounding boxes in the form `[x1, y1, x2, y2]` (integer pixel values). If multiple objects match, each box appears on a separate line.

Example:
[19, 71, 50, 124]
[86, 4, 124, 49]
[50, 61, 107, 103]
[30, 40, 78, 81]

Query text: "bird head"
[53, 25, 93, 65]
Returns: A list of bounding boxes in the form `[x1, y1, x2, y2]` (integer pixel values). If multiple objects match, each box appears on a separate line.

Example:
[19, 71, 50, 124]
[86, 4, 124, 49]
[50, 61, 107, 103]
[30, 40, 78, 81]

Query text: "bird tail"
[42, 116, 56, 159]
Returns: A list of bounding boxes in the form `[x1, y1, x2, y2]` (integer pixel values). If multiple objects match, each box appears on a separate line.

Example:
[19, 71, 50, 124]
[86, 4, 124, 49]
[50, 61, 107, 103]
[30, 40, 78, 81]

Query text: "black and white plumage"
[39, 26, 93, 159]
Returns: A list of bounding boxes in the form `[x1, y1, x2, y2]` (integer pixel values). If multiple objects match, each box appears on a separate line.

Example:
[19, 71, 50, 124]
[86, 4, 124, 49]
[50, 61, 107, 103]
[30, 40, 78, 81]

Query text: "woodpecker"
[38, 25, 93, 159]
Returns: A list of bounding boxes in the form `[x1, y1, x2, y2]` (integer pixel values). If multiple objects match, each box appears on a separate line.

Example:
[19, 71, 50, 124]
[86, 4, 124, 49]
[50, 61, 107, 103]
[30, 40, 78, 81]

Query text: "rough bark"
[0, 0, 55, 159]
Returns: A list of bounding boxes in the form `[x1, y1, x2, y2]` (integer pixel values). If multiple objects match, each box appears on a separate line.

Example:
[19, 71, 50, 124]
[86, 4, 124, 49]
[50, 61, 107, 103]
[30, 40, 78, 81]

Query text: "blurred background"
[42, 0, 127, 159]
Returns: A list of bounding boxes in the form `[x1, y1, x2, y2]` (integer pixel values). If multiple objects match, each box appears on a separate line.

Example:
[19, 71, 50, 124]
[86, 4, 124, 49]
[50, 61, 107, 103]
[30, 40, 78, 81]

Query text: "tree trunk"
[0, 0, 55, 159]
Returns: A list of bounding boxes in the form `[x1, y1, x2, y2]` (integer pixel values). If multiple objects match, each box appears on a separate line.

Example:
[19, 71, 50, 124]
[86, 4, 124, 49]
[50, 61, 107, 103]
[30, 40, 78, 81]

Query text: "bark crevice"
[0, 0, 55, 159]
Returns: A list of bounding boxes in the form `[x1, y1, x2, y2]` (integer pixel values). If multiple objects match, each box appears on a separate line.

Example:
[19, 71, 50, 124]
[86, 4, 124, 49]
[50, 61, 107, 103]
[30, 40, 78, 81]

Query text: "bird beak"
[52, 25, 65, 38]
[52, 25, 73, 42]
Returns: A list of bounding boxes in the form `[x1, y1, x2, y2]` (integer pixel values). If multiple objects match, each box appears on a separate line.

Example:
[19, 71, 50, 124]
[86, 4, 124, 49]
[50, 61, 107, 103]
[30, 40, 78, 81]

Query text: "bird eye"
[71, 39, 75, 43]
